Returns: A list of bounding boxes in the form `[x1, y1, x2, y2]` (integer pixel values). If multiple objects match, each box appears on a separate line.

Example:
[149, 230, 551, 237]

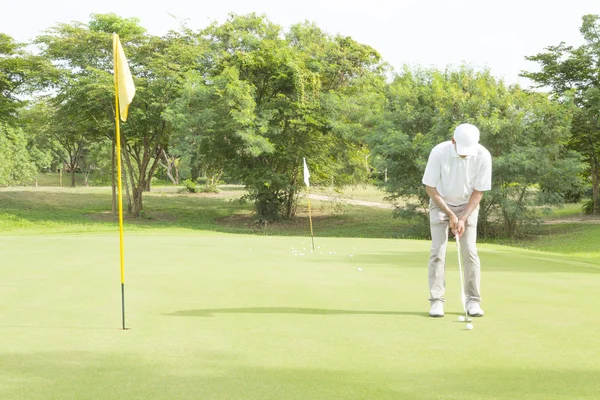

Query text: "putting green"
[0, 233, 598, 399]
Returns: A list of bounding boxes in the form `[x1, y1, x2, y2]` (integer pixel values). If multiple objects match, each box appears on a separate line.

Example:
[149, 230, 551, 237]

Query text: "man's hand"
[426, 185, 458, 232]
[449, 213, 459, 234]
[455, 218, 466, 237]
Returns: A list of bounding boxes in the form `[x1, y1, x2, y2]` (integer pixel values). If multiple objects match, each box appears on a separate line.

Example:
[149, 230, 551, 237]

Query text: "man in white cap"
[422, 123, 492, 318]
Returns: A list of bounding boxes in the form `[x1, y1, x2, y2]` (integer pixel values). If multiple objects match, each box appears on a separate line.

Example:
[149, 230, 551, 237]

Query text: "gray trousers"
[428, 202, 481, 304]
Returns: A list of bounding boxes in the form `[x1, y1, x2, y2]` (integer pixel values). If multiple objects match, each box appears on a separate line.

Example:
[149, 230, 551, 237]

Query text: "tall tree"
[522, 14, 600, 213]
[167, 15, 386, 220]
[0, 33, 53, 124]
[35, 14, 205, 214]
[371, 67, 583, 238]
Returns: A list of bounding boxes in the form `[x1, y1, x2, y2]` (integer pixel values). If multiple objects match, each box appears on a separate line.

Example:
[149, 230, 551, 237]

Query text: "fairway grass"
[1, 233, 599, 399]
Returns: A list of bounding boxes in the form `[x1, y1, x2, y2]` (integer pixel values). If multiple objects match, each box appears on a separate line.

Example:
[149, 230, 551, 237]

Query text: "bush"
[198, 184, 219, 193]
[180, 179, 220, 194]
[582, 199, 595, 215]
[182, 179, 198, 193]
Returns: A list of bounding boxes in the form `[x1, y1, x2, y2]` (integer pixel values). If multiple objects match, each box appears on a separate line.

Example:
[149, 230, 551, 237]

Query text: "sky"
[3, 0, 600, 87]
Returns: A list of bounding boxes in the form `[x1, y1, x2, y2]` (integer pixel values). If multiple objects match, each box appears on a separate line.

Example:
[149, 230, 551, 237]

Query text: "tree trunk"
[132, 183, 144, 217]
[59, 168, 63, 187]
[161, 150, 180, 185]
[161, 160, 177, 184]
[145, 154, 161, 192]
[285, 189, 296, 218]
[71, 166, 76, 187]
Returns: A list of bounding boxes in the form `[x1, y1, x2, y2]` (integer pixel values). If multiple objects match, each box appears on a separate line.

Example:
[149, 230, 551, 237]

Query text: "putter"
[455, 235, 471, 323]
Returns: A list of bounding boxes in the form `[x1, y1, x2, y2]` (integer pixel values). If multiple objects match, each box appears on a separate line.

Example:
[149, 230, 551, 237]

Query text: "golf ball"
[466, 323, 473, 330]
[358, 268, 362, 271]
[458, 316, 465, 322]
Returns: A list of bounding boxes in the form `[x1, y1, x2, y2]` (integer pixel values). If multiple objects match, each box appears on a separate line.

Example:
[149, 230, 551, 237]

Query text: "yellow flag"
[113, 34, 136, 121]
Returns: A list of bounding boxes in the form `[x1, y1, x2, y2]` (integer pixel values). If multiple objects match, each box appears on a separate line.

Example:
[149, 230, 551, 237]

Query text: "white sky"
[3, 0, 600, 86]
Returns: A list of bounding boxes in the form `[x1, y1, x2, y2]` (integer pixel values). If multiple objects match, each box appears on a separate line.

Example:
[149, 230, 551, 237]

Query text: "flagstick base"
[121, 283, 127, 330]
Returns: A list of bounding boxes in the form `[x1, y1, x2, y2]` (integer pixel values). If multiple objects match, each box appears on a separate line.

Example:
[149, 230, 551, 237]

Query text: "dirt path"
[542, 216, 600, 224]
[309, 194, 394, 209]
[309, 194, 600, 224]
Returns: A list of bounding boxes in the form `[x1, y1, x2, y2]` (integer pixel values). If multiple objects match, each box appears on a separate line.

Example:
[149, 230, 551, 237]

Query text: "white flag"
[303, 157, 310, 187]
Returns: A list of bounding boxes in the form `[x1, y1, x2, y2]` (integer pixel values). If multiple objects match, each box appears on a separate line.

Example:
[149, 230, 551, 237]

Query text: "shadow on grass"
[166, 307, 430, 318]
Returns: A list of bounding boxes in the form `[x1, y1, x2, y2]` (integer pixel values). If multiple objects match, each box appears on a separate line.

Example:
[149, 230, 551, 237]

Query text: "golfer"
[422, 123, 492, 318]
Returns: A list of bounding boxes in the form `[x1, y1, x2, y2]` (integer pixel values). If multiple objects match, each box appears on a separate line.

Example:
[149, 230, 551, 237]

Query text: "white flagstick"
[303, 158, 314, 250]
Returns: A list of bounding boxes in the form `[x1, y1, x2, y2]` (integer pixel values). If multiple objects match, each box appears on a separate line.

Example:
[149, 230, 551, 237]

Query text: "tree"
[35, 14, 206, 215]
[522, 14, 600, 213]
[0, 122, 37, 186]
[371, 67, 583, 238]
[167, 15, 386, 220]
[0, 33, 53, 124]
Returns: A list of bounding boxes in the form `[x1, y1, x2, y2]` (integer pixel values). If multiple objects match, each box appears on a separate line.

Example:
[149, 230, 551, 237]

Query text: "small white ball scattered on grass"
[350, 255, 353, 258]
[358, 268, 362, 271]
[458, 316, 465, 322]
[249, 248, 252, 251]
[466, 323, 473, 330]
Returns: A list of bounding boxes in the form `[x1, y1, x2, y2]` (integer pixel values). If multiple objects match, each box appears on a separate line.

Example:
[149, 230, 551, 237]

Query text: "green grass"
[0, 234, 598, 400]
[0, 186, 410, 238]
[537, 201, 586, 219]
[504, 223, 600, 257]
[1, 185, 600, 399]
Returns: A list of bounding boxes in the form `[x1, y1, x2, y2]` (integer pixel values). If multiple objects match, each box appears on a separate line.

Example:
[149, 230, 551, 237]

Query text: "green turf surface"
[1, 233, 598, 399]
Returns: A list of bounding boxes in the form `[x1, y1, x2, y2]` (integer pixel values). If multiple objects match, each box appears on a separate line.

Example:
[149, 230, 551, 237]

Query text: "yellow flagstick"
[113, 36, 126, 330]
[303, 158, 315, 250]
[113, 34, 135, 330]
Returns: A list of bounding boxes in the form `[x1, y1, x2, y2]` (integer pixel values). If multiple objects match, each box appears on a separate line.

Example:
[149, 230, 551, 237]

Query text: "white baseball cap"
[453, 123, 480, 156]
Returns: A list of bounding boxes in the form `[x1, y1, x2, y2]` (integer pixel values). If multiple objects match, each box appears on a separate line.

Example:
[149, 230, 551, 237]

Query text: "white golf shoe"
[429, 300, 444, 317]
[466, 301, 484, 317]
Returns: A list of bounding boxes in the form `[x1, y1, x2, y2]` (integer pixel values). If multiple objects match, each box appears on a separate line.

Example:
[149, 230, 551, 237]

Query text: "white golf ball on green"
[466, 323, 473, 330]
[458, 316, 465, 322]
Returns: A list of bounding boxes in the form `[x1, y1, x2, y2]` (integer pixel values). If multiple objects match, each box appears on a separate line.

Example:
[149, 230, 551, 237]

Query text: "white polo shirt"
[422, 141, 492, 206]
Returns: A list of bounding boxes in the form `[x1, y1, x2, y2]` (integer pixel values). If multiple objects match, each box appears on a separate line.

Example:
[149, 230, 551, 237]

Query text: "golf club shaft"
[455, 236, 468, 317]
